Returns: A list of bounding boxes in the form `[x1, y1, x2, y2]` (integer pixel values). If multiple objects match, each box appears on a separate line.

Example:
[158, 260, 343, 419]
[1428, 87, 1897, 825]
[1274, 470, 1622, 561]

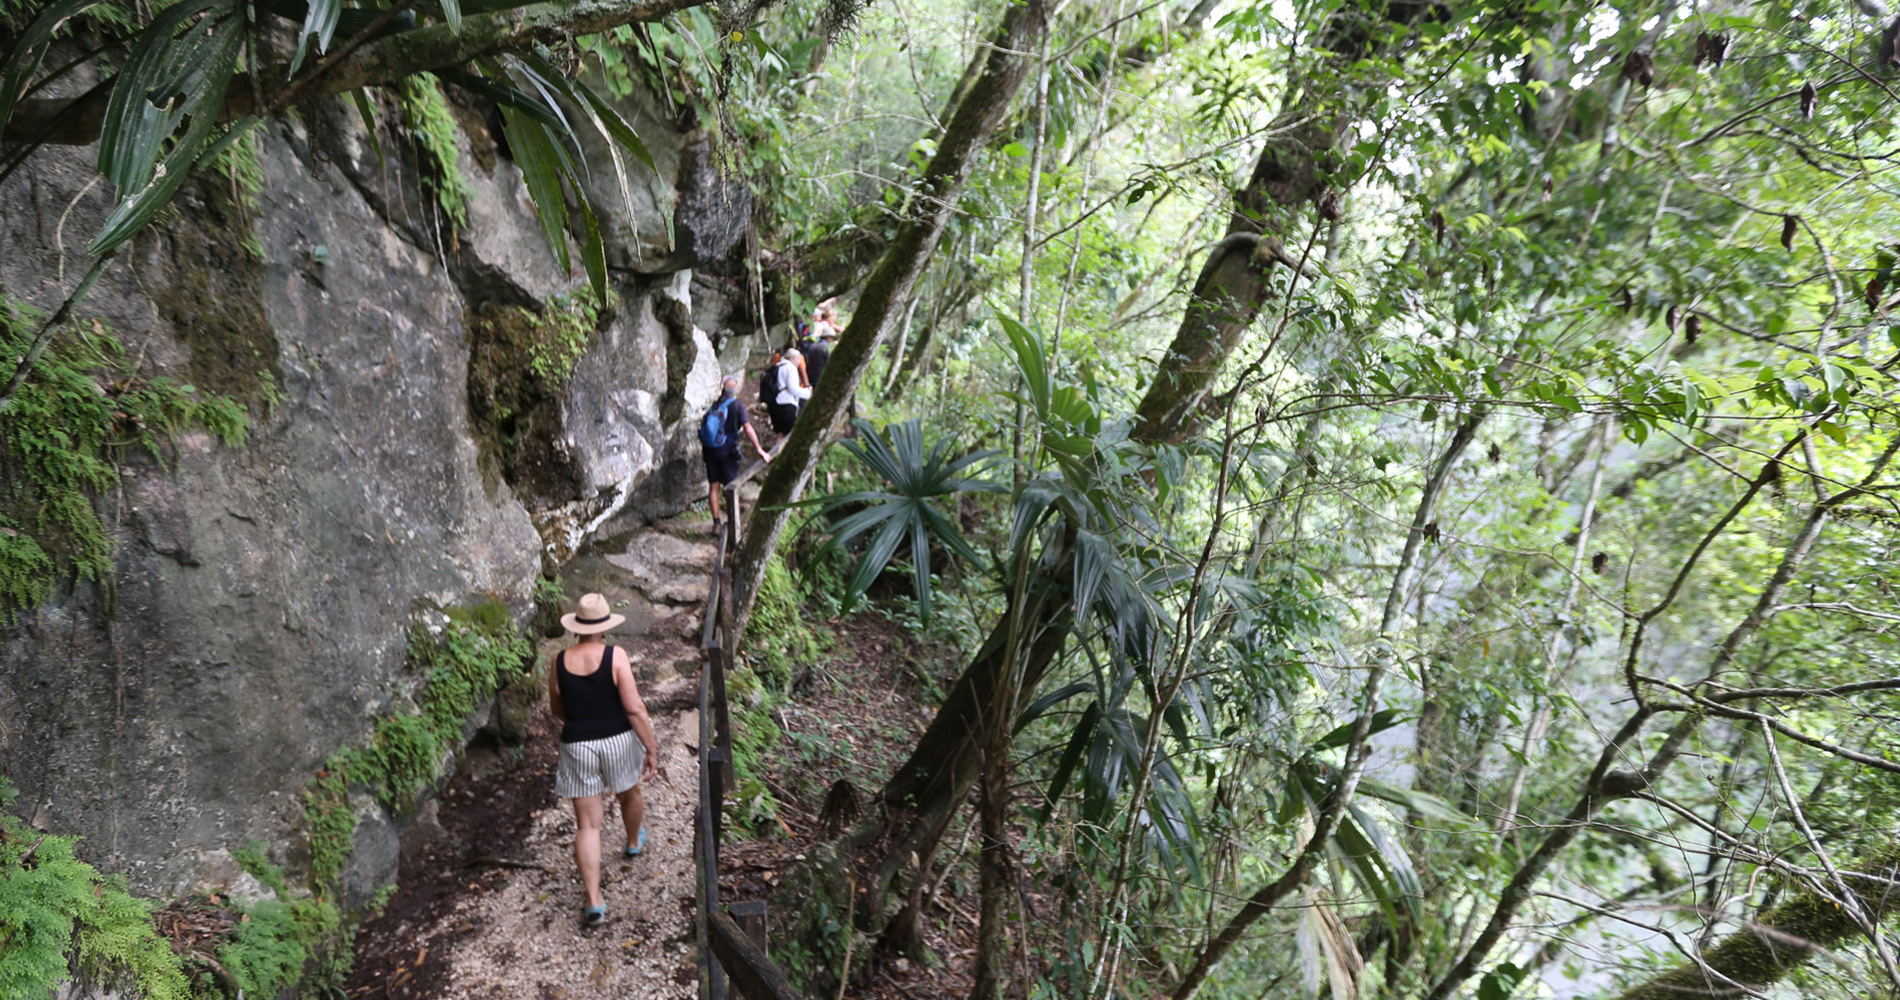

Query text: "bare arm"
[614, 651, 660, 781]
[745, 422, 770, 461]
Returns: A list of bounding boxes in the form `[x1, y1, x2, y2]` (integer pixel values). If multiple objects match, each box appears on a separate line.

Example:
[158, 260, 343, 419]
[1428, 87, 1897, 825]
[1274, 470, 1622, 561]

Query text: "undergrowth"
[729, 548, 844, 836]
[0, 295, 248, 622]
[0, 779, 194, 1000]
[398, 73, 473, 228]
[302, 598, 531, 891]
[220, 844, 348, 998]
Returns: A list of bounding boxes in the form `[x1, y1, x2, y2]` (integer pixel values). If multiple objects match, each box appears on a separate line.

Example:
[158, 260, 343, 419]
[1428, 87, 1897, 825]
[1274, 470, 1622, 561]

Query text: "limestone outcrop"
[0, 75, 755, 899]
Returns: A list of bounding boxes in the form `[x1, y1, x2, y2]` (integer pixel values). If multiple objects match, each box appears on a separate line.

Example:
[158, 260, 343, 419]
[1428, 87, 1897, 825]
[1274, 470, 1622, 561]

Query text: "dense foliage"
[736, 0, 1900, 997]
[7, 0, 1900, 994]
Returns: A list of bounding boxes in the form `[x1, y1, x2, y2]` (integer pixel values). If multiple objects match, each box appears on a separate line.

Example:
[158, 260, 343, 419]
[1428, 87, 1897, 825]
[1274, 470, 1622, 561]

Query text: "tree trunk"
[728, 0, 1048, 651]
[1128, 0, 1436, 446]
[968, 742, 1013, 999]
[858, 584, 1072, 929]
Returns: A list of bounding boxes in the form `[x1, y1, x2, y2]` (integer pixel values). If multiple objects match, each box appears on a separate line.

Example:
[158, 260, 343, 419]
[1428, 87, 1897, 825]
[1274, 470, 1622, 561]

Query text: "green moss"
[0, 780, 194, 1000]
[400, 73, 474, 228]
[0, 295, 248, 622]
[465, 292, 609, 501]
[1615, 852, 1900, 999]
[148, 173, 281, 410]
[301, 598, 531, 894]
[726, 662, 782, 836]
[232, 840, 289, 897]
[212, 128, 266, 212]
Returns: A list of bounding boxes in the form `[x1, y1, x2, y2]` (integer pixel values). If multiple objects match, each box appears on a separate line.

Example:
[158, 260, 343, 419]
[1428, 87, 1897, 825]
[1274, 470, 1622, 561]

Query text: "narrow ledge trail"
[347, 510, 731, 1000]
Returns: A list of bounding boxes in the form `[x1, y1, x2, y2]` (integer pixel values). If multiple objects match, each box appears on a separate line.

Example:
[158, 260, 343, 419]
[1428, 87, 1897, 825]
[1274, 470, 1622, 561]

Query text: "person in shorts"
[702, 374, 770, 526]
[547, 592, 660, 926]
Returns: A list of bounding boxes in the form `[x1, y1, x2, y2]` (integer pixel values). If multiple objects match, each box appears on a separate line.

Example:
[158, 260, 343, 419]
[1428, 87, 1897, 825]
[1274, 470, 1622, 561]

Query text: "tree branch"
[3, 0, 709, 145]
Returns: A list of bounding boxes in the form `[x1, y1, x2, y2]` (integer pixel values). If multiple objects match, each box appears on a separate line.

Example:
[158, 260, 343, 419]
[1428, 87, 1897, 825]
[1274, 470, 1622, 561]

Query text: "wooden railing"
[696, 453, 802, 1000]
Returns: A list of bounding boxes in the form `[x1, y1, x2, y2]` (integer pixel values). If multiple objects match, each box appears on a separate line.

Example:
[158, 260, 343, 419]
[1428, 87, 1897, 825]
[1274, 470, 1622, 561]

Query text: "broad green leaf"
[98, 0, 242, 194]
[495, 104, 571, 271]
[349, 88, 385, 169]
[92, 118, 258, 253]
[1310, 708, 1405, 751]
[1357, 778, 1480, 828]
[0, 0, 108, 129]
[289, 0, 342, 75]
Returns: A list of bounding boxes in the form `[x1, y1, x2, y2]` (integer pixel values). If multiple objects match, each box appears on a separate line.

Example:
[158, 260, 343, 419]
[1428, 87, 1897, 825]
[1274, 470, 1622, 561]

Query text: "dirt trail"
[348, 512, 726, 1000]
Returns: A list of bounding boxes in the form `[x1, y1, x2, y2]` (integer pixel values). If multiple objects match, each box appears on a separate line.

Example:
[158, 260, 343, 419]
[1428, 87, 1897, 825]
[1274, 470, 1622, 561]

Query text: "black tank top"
[557, 645, 634, 744]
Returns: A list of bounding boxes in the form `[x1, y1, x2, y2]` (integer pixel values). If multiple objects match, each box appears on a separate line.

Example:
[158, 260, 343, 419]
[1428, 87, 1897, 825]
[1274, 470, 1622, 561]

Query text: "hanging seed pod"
[1868, 276, 1887, 312]
[1317, 188, 1342, 221]
[1620, 286, 1634, 314]
[1487, 442, 1501, 463]
[1781, 214, 1799, 250]
[1695, 32, 1731, 68]
[1684, 314, 1701, 345]
[1665, 305, 1679, 331]
[1431, 208, 1446, 246]
[1622, 50, 1655, 86]
[1591, 551, 1610, 575]
[1800, 81, 1818, 120]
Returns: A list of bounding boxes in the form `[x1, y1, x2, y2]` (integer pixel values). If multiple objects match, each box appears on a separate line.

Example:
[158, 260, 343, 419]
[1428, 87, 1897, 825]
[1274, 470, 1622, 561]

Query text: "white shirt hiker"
[776, 357, 811, 407]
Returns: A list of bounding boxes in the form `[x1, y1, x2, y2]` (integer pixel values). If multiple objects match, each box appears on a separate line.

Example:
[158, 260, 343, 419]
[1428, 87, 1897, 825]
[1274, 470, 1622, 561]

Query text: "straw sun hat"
[561, 593, 625, 635]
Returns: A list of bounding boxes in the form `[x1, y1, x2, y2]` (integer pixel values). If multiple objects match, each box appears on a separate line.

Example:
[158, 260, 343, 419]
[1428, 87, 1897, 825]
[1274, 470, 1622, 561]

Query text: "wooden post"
[730, 900, 768, 950]
[712, 644, 735, 798]
[710, 907, 801, 1000]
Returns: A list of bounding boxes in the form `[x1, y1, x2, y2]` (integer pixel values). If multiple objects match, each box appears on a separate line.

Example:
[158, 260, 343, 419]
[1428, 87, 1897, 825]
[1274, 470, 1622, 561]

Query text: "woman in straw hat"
[547, 592, 660, 926]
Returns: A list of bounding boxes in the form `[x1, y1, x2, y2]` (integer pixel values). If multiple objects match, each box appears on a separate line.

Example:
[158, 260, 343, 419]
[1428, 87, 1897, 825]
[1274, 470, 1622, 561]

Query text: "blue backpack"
[699, 397, 736, 448]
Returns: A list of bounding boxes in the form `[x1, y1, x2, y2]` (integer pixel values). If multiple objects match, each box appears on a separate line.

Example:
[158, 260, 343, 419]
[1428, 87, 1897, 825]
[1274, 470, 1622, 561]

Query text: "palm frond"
[809, 418, 999, 621]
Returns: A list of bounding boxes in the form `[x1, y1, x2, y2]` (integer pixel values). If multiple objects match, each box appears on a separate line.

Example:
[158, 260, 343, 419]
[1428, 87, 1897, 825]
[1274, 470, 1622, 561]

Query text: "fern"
[0, 295, 248, 622]
[399, 73, 474, 228]
[301, 599, 530, 892]
[0, 781, 193, 1000]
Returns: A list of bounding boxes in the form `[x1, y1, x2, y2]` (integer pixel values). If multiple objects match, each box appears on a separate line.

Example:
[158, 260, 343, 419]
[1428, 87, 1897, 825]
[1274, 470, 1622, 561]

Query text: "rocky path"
[348, 512, 728, 1000]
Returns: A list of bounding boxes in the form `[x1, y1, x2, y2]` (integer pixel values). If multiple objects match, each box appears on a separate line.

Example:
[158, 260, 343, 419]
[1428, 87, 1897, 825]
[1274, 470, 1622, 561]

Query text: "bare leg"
[616, 784, 645, 849]
[709, 481, 724, 522]
[572, 795, 605, 908]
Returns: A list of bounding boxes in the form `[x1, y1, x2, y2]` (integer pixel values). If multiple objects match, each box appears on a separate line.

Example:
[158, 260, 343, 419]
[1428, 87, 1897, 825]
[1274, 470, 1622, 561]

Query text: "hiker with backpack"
[798, 310, 835, 387]
[700, 374, 770, 527]
[763, 346, 811, 435]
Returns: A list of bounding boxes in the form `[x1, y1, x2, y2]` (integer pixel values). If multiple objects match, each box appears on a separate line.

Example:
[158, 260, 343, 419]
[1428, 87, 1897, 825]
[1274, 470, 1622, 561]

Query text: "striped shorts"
[553, 730, 645, 798]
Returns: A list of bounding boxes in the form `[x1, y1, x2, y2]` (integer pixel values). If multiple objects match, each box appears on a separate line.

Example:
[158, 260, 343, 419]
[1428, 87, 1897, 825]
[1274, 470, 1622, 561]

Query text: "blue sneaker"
[624, 828, 647, 857]
[582, 905, 605, 927]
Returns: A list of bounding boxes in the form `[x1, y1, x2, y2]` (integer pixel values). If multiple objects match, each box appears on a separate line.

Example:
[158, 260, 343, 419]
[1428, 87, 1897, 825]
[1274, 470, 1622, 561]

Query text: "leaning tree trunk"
[865, 582, 1072, 936]
[1614, 852, 1900, 1000]
[1128, 0, 1435, 446]
[729, 0, 1048, 652]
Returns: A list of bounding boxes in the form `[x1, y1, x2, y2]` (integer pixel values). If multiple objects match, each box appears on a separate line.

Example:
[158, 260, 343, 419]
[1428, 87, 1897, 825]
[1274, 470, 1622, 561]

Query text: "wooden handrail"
[694, 480, 805, 1000]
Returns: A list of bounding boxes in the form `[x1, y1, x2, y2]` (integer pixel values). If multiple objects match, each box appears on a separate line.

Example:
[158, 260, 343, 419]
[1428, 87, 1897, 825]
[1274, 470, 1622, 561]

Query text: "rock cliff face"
[0, 78, 754, 898]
